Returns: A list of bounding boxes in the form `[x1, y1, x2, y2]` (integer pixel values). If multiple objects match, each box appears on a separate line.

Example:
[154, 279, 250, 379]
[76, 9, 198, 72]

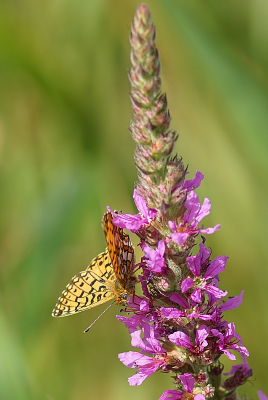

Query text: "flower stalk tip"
[129, 4, 179, 190]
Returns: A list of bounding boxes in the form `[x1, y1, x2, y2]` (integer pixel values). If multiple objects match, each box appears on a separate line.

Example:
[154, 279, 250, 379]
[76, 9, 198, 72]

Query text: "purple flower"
[211, 322, 249, 361]
[172, 170, 204, 197]
[179, 374, 205, 400]
[222, 352, 252, 390]
[181, 244, 228, 302]
[117, 296, 152, 329]
[169, 325, 210, 355]
[224, 353, 251, 376]
[219, 290, 244, 312]
[119, 351, 163, 385]
[117, 313, 148, 334]
[108, 190, 156, 232]
[159, 373, 205, 400]
[160, 306, 213, 321]
[118, 321, 166, 385]
[140, 240, 165, 273]
[169, 192, 220, 247]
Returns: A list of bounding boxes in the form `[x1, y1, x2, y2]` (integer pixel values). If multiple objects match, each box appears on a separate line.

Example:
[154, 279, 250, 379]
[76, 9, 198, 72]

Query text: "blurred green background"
[0, 0, 267, 399]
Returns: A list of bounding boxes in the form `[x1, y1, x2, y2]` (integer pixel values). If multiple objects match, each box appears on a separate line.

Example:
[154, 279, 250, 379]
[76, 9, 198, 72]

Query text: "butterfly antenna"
[84, 300, 116, 333]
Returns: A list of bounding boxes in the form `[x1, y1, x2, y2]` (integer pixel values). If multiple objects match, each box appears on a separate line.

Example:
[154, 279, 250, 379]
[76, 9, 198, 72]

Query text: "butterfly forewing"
[52, 249, 117, 317]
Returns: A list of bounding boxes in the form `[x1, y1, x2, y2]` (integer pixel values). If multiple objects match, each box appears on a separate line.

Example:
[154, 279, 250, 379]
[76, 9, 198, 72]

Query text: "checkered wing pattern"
[52, 211, 136, 318]
[102, 211, 135, 293]
[52, 249, 117, 317]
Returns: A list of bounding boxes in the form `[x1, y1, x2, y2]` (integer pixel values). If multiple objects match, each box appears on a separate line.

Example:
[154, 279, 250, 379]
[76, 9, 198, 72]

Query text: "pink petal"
[133, 189, 157, 219]
[169, 331, 191, 349]
[158, 240, 165, 256]
[186, 254, 201, 276]
[130, 329, 147, 350]
[160, 307, 184, 319]
[199, 242, 211, 264]
[183, 171, 204, 192]
[112, 212, 145, 231]
[224, 353, 249, 376]
[258, 391, 268, 400]
[179, 373, 194, 393]
[220, 291, 244, 312]
[181, 278, 194, 293]
[141, 241, 165, 273]
[128, 365, 158, 386]
[196, 325, 209, 348]
[197, 313, 213, 321]
[170, 292, 189, 309]
[171, 232, 189, 246]
[159, 390, 183, 400]
[232, 344, 249, 357]
[205, 256, 228, 278]
[168, 221, 177, 231]
[184, 191, 200, 224]
[191, 288, 202, 303]
[128, 372, 147, 386]
[140, 298, 150, 312]
[200, 224, 220, 234]
[227, 322, 235, 336]
[222, 348, 236, 361]
[194, 395, 206, 400]
[118, 351, 152, 368]
[195, 197, 211, 224]
[205, 284, 228, 299]
[133, 190, 148, 215]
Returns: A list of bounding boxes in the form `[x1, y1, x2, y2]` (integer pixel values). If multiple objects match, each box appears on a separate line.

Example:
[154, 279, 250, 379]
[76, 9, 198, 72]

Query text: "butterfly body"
[52, 212, 136, 317]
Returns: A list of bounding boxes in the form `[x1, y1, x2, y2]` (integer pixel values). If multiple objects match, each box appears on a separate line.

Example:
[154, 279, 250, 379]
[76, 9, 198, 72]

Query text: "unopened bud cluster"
[129, 5, 183, 214]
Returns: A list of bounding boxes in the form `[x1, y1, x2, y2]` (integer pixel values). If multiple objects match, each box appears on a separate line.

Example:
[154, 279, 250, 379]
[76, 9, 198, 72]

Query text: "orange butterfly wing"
[52, 211, 137, 317]
[102, 211, 136, 299]
[52, 249, 118, 317]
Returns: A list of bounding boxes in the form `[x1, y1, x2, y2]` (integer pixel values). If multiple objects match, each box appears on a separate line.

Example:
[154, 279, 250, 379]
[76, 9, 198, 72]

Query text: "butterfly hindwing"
[52, 211, 136, 318]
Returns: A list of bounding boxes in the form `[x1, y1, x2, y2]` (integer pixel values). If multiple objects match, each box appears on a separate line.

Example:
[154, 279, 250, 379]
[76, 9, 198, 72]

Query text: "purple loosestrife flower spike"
[104, 4, 258, 400]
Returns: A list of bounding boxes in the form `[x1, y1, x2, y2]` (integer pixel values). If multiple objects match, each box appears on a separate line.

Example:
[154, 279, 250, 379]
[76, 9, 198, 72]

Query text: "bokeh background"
[0, 0, 267, 399]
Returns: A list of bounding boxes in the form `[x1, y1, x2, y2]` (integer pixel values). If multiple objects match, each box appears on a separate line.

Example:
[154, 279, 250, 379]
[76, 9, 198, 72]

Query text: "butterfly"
[52, 211, 136, 318]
